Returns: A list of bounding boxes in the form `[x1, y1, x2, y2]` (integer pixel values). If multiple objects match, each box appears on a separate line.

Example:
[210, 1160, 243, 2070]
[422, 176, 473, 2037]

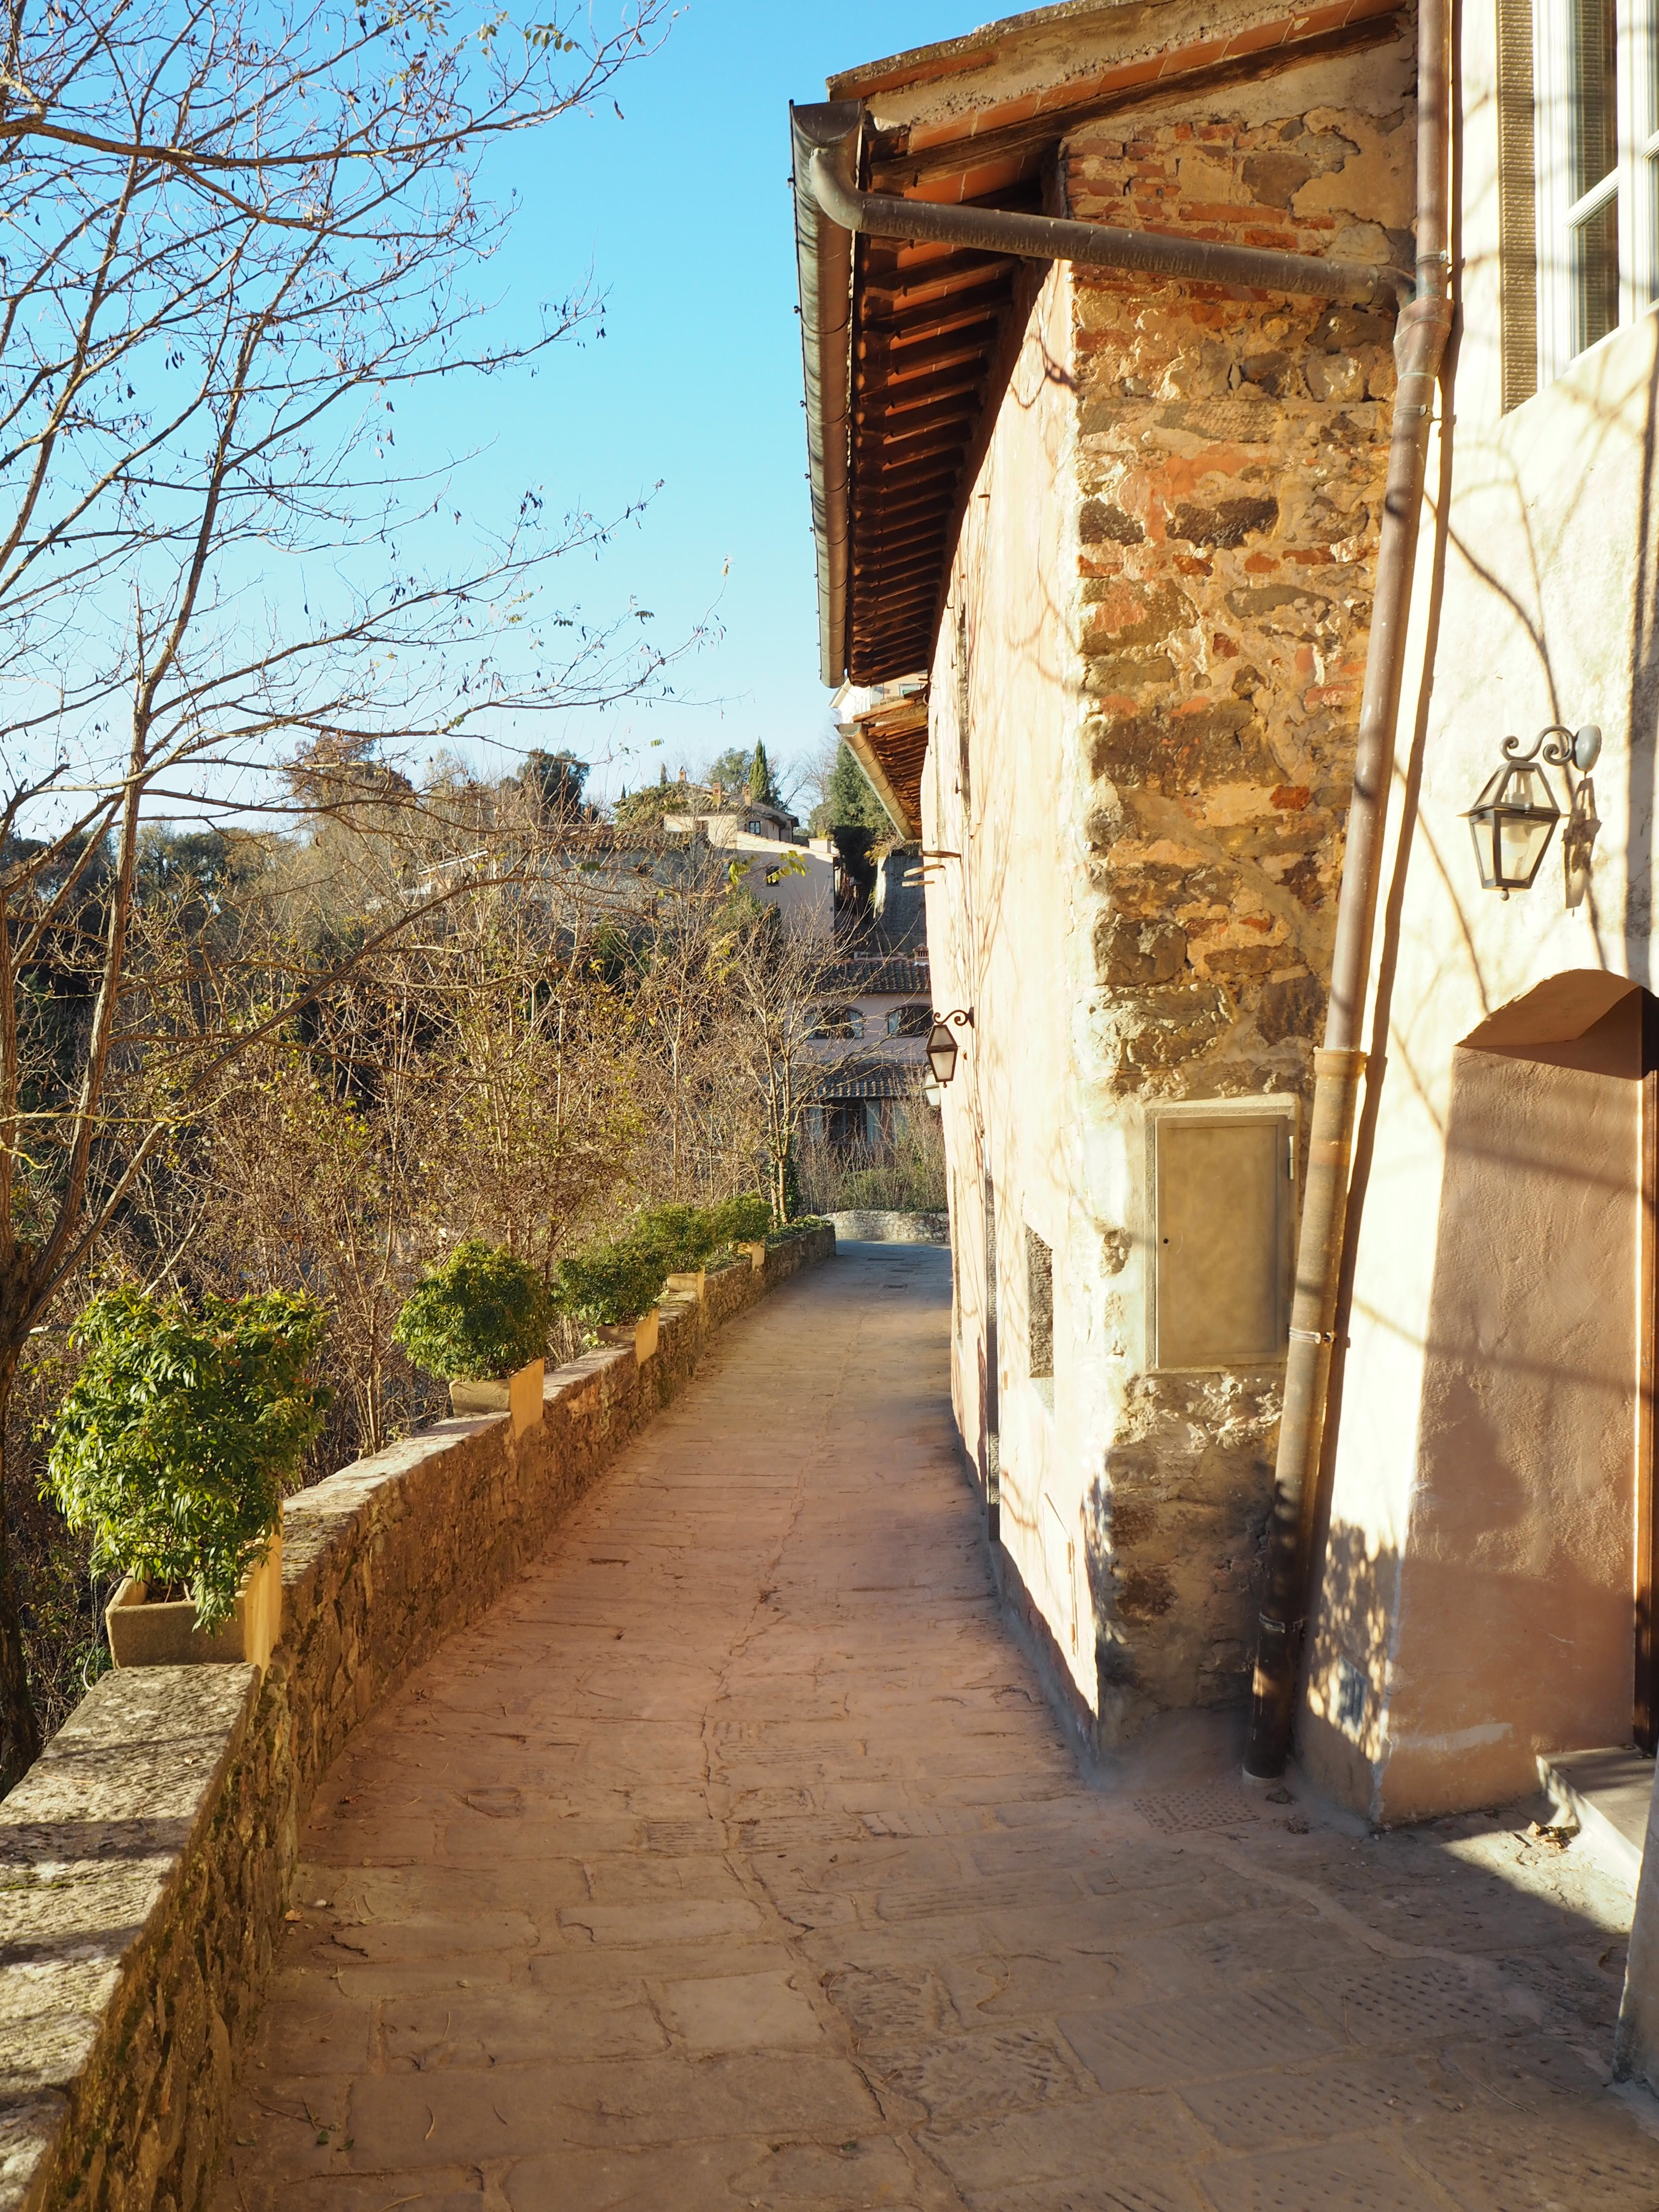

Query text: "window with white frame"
[1534, 0, 1659, 380]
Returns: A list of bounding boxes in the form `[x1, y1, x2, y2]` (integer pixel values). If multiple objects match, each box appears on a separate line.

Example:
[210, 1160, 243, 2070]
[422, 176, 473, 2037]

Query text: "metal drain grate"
[1133, 1786, 1261, 1835]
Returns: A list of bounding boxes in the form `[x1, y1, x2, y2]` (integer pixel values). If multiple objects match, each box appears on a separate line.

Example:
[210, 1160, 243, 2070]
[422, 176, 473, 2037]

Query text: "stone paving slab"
[214, 1248, 1659, 2211]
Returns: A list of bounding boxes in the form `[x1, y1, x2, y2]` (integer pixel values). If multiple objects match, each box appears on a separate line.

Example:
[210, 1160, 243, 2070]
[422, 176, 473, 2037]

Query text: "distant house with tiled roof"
[805, 951, 932, 1150]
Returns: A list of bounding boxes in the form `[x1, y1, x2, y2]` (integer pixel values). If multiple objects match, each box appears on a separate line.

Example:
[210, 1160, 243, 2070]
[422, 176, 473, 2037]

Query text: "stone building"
[660, 790, 835, 937]
[792, 0, 1412, 1750]
[791, 0, 1659, 1962]
[805, 952, 934, 1150]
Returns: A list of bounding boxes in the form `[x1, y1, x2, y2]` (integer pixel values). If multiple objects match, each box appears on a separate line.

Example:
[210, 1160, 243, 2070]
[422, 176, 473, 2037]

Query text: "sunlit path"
[217, 1246, 1659, 2211]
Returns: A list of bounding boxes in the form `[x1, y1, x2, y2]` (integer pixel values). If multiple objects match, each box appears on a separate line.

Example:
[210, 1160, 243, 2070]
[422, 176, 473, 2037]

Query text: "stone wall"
[0, 1229, 833, 2212]
[1063, 67, 1411, 1727]
[830, 1210, 949, 1245]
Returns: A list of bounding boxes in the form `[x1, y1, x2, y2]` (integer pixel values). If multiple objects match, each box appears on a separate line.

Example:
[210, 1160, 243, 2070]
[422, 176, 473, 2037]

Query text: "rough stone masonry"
[1063, 56, 1415, 1726]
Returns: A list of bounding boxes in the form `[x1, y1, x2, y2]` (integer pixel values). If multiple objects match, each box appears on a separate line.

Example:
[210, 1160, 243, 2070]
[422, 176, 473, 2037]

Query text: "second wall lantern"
[1464, 723, 1601, 898]
[926, 1009, 974, 1086]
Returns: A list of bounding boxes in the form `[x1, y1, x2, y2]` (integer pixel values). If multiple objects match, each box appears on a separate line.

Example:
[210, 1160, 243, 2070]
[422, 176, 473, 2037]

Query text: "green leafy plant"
[46, 1289, 330, 1634]
[634, 1203, 721, 1272]
[393, 1241, 551, 1382]
[553, 1235, 669, 1328]
[709, 1192, 772, 1245]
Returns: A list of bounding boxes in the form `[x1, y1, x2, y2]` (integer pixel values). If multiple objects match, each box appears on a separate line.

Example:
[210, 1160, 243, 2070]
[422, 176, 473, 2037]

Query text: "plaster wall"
[927, 36, 1414, 1743]
[1361, 1039, 1636, 1816]
[716, 836, 833, 938]
[1304, 0, 1659, 1817]
[926, 255, 1088, 1710]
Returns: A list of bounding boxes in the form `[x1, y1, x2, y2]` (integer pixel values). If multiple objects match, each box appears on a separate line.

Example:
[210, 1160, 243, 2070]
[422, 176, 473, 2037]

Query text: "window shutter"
[1499, 0, 1541, 410]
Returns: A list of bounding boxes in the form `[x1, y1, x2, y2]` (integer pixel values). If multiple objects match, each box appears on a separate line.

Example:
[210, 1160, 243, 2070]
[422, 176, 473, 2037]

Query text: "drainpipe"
[805, 150, 1410, 311]
[1242, 0, 1455, 1778]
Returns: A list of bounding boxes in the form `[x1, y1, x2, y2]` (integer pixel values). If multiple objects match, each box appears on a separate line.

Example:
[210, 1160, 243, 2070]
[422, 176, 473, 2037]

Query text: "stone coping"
[829, 1209, 949, 1245]
[0, 1226, 833, 2212]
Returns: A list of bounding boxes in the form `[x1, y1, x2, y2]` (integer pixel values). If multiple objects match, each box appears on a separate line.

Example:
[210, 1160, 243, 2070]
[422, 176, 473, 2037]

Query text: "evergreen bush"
[394, 1241, 551, 1382]
[554, 1195, 777, 1328]
[634, 1203, 719, 1272]
[553, 1235, 668, 1327]
[709, 1192, 772, 1245]
[46, 1288, 329, 1633]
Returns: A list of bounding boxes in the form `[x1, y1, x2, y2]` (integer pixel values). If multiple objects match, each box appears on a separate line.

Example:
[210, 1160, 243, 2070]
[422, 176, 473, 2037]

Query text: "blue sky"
[423, 2, 973, 810]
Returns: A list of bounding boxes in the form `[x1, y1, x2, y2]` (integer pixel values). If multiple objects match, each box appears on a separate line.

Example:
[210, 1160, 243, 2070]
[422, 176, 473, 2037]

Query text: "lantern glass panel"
[1467, 810, 1500, 890]
[1498, 807, 1557, 887]
[1464, 757, 1561, 892]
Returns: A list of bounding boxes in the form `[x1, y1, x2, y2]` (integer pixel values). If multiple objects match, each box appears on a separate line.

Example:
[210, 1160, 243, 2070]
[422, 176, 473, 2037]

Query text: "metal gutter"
[791, 102, 862, 691]
[807, 153, 1409, 310]
[790, 97, 1407, 699]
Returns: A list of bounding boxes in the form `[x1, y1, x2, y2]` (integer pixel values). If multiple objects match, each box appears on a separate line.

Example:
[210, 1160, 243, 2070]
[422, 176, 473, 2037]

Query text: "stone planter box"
[599, 1310, 659, 1363]
[664, 1268, 706, 1300]
[449, 1358, 545, 1438]
[105, 1528, 283, 1675]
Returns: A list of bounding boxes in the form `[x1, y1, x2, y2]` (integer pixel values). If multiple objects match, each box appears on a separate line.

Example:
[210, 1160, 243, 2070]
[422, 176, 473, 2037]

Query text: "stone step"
[1539, 1745, 1655, 1891]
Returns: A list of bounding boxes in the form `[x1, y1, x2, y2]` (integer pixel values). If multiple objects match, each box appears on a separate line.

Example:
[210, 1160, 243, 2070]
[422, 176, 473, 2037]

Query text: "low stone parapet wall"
[829, 1210, 949, 1244]
[0, 1226, 833, 2212]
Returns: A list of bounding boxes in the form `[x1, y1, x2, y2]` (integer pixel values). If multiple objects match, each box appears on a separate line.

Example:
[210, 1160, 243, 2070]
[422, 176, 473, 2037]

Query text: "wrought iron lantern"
[1464, 724, 1600, 898]
[926, 1009, 974, 1086]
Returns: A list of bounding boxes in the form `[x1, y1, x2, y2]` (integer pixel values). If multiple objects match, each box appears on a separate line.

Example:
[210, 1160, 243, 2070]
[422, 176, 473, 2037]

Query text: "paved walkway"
[217, 1247, 1659, 2211]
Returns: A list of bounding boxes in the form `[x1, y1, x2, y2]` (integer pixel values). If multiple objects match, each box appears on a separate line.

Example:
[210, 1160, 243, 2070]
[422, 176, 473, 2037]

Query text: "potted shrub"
[638, 1203, 719, 1301]
[553, 1234, 667, 1362]
[710, 1191, 772, 1271]
[394, 1240, 551, 1434]
[46, 1288, 329, 1673]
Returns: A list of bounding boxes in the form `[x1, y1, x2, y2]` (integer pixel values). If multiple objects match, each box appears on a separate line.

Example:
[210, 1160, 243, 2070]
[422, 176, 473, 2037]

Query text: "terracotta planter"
[106, 1527, 283, 1675]
[599, 1310, 659, 1363]
[664, 1268, 706, 1301]
[739, 1241, 767, 1271]
[449, 1358, 545, 1438]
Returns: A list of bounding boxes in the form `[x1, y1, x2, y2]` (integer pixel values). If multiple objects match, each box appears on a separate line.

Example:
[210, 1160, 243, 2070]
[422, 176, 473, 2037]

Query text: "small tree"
[627, 849, 755, 1201]
[553, 1233, 669, 1329]
[809, 741, 894, 837]
[726, 918, 854, 1223]
[394, 1242, 550, 1382]
[520, 752, 592, 824]
[46, 1290, 328, 1633]
[746, 742, 780, 807]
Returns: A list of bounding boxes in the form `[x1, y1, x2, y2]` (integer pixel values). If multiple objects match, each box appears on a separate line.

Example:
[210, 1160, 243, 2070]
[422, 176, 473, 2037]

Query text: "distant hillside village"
[605, 736, 936, 1160]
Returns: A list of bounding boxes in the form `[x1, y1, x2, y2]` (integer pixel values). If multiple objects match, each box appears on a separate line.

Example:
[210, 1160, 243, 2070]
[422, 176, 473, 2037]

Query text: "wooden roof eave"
[794, 0, 1409, 713]
[837, 709, 922, 840]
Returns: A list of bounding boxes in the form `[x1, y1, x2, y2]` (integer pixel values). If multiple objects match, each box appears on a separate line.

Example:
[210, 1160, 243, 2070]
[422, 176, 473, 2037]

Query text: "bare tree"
[103, 778, 653, 1467]
[623, 851, 757, 1202]
[725, 914, 854, 1225]
[0, 0, 678, 1785]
